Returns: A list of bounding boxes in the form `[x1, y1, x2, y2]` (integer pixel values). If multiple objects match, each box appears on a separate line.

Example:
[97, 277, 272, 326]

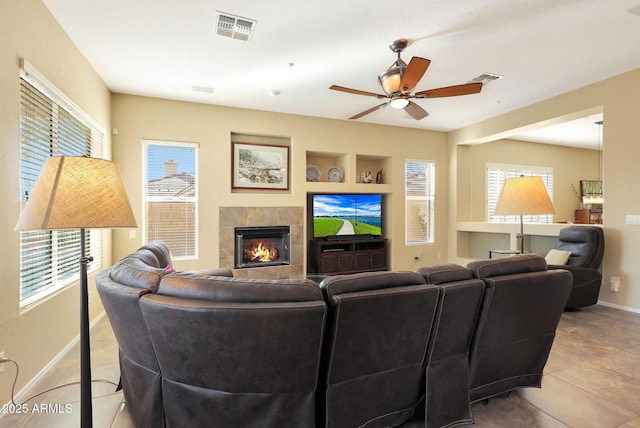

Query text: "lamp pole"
[519, 215, 524, 254]
[79, 229, 93, 428]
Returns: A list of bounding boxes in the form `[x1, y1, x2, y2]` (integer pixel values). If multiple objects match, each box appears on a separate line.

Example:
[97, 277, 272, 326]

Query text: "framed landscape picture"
[232, 142, 290, 190]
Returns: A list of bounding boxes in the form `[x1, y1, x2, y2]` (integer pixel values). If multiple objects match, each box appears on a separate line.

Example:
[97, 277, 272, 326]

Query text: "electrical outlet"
[0, 351, 5, 374]
[610, 276, 620, 292]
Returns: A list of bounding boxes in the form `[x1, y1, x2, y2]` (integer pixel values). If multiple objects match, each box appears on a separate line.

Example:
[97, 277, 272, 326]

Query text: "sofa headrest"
[466, 253, 547, 280]
[320, 271, 426, 299]
[109, 256, 170, 292]
[157, 273, 324, 303]
[556, 226, 604, 268]
[417, 264, 472, 284]
[126, 248, 161, 267]
[138, 241, 172, 267]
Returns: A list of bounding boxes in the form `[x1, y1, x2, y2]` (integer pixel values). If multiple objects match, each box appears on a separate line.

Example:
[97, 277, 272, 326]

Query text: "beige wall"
[110, 94, 451, 273]
[463, 139, 599, 222]
[0, 0, 112, 404]
[450, 68, 640, 311]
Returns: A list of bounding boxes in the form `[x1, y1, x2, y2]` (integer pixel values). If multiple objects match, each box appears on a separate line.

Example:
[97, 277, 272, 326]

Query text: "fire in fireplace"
[235, 226, 291, 268]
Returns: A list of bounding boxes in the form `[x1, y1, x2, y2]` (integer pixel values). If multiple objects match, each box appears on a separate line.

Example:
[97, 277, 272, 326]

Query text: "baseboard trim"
[597, 300, 640, 314]
[10, 311, 107, 404]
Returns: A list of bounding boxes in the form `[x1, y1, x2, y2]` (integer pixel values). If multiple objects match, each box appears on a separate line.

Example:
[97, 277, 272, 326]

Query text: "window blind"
[487, 163, 554, 223]
[405, 160, 435, 244]
[19, 64, 104, 306]
[143, 140, 198, 259]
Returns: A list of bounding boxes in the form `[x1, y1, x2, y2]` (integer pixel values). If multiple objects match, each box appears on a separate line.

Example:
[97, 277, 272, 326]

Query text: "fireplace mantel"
[219, 206, 304, 279]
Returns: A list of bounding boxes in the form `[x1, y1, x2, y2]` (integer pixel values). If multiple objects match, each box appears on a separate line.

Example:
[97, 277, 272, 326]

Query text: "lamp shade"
[15, 156, 137, 231]
[493, 176, 557, 216]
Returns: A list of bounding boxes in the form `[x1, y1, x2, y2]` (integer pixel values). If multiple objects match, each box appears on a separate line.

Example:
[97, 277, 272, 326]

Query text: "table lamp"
[493, 175, 556, 254]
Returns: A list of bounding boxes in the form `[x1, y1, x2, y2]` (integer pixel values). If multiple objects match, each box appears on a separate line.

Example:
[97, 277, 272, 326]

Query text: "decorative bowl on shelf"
[306, 165, 321, 181]
[327, 167, 344, 183]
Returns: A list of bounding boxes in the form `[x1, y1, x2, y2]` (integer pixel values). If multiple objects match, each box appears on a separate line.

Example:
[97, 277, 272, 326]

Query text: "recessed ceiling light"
[269, 90, 282, 97]
[192, 85, 214, 93]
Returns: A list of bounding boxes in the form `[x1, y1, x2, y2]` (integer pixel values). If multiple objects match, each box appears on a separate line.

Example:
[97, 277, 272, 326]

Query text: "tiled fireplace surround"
[219, 206, 304, 279]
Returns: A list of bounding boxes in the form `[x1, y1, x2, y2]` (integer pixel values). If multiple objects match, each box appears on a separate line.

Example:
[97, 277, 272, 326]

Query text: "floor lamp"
[15, 156, 137, 428]
[493, 176, 557, 254]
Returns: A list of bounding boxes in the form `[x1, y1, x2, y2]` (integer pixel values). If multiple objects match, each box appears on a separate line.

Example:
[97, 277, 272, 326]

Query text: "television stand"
[308, 238, 387, 275]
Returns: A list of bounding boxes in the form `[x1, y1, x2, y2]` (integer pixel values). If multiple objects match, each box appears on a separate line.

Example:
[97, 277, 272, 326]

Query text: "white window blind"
[143, 140, 198, 259]
[19, 63, 104, 307]
[405, 160, 435, 244]
[487, 163, 554, 223]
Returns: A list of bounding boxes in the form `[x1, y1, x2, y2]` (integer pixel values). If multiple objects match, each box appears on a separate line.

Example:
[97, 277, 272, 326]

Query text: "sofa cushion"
[467, 253, 547, 279]
[183, 267, 234, 277]
[157, 273, 323, 303]
[418, 264, 472, 284]
[109, 255, 169, 292]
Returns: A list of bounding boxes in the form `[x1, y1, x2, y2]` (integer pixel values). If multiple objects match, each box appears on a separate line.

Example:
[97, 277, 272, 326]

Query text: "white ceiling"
[42, 0, 640, 149]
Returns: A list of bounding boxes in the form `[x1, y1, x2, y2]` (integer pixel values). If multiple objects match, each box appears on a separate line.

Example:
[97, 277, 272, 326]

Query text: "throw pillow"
[545, 249, 572, 265]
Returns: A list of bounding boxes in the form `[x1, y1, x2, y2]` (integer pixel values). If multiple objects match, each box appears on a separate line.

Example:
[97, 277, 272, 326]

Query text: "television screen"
[311, 193, 382, 239]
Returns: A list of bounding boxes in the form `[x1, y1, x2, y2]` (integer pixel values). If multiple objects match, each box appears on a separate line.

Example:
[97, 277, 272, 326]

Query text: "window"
[143, 140, 198, 259]
[19, 62, 104, 307]
[405, 160, 435, 244]
[487, 163, 554, 223]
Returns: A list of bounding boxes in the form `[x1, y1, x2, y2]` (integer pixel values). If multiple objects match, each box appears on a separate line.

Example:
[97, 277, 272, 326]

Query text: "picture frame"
[580, 180, 602, 197]
[232, 142, 290, 190]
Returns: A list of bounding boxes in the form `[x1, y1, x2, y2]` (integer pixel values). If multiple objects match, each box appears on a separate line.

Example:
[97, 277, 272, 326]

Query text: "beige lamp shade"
[493, 176, 557, 216]
[15, 156, 137, 231]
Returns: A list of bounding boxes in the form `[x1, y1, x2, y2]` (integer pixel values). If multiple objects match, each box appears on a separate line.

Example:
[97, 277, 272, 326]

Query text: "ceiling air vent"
[468, 73, 503, 86]
[215, 11, 256, 41]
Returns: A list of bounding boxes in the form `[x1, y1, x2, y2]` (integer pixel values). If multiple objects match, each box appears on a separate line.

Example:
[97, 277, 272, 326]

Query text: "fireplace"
[235, 226, 291, 269]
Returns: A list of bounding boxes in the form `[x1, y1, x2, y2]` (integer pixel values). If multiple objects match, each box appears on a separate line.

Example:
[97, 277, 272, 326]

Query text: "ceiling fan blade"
[404, 101, 429, 120]
[330, 85, 387, 98]
[399, 57, 431, 94]
[415, 82, 482, 98]
[349, 102, 388, 120]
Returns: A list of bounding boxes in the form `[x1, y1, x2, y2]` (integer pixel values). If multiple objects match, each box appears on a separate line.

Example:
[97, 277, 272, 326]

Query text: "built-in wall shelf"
[305, 150, 392, 186]
[355, 154, 392, 185]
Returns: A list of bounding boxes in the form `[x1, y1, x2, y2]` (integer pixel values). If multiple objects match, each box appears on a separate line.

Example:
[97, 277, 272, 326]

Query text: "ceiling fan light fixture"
[389, 96, 409, 109]
[378, 62, 405, 95]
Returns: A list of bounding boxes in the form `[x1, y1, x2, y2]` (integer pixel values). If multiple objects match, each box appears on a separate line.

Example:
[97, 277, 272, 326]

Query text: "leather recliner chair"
[139, 274, 326, 428]
[96, 247, 173, 428]
[417, 264, 485, 428]
[466, 254, 572, 403]
[318, 271, 440, 428]
[547, 226, 605, 309]
[96, 241, 234, 428]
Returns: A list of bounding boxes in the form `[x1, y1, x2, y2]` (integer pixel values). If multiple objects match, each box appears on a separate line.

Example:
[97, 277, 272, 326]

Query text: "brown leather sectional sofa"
[96, 242, 572, 428]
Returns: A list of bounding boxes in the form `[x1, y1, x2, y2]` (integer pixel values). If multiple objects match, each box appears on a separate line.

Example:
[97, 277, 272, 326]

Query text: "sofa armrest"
[548, 264, 597, 284]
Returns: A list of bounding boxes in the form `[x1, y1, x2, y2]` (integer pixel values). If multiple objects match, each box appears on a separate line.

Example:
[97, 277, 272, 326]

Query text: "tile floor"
[1, 304, 639, 427]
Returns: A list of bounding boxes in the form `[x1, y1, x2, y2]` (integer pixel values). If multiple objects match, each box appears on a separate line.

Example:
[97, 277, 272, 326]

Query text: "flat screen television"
[309, 193, 383, 240]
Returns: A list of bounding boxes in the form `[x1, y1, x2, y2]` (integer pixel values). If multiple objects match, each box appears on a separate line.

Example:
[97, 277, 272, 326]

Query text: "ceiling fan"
[330, 39, 483, 120]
